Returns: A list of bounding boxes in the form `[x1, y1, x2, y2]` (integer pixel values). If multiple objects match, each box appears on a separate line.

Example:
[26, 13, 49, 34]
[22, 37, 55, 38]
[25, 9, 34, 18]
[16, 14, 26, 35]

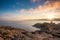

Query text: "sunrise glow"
[0, 0, 60, 21]
[47, 15, 54, 20]
[46, 12, 55, 20]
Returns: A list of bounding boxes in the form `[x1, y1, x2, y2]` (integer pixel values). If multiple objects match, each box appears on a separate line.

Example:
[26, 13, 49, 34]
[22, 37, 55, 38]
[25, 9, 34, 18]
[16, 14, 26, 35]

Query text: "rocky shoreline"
[0, 22, 60, 40]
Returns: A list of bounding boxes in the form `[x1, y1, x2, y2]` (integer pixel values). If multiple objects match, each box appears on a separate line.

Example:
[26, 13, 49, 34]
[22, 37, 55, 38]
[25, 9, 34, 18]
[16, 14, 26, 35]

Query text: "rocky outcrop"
[0, 22, 60, 40]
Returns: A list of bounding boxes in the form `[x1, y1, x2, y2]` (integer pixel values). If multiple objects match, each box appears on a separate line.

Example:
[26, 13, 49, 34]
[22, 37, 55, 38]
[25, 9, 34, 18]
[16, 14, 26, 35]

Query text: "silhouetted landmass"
[25, 18, 60, 21]
[0, 22, 60, 40]
[33, 22, 60, 40]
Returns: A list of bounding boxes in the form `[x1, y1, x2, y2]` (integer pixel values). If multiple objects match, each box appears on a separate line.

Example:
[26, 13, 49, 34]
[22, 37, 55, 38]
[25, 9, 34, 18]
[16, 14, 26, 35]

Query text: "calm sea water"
[0, 21, 60, 31]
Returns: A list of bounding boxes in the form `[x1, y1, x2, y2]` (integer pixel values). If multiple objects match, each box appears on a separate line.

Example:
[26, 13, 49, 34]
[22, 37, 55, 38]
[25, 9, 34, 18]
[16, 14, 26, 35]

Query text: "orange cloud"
[19, 1, 60, 19]
[0, 1, 60, 21]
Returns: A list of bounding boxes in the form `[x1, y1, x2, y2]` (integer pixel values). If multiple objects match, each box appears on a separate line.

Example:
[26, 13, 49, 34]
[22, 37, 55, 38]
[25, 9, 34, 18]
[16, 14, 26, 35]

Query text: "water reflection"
[0, 21, 60, 31]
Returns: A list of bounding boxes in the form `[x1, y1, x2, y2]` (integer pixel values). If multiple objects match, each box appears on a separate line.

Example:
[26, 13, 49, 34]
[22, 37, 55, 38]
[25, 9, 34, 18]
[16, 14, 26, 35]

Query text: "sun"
[47, 15, 54, 20]
[46, 13, 55, 20]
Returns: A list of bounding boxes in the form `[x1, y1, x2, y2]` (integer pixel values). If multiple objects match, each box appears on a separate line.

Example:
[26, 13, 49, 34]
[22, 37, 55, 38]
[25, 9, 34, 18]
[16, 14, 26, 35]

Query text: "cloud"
[0, 13, 23, 21]
[0, 1, 60, 21]
[19, 1, 60, 19]
[20, 1, 60, 13]
[30, 0, 41, 3]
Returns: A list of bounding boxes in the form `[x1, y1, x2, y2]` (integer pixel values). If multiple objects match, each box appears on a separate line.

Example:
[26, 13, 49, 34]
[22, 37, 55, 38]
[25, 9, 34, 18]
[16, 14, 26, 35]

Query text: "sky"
[0, 0, 60, 21]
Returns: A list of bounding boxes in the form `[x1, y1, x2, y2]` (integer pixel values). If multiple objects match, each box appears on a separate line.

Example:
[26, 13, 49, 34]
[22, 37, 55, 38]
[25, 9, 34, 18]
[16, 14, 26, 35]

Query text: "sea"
[0, 20, 60, 31]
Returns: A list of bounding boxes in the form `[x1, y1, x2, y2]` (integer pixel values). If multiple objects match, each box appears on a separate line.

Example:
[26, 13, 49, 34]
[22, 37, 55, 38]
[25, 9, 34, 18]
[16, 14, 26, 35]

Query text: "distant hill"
[26, 18, 60, 21]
